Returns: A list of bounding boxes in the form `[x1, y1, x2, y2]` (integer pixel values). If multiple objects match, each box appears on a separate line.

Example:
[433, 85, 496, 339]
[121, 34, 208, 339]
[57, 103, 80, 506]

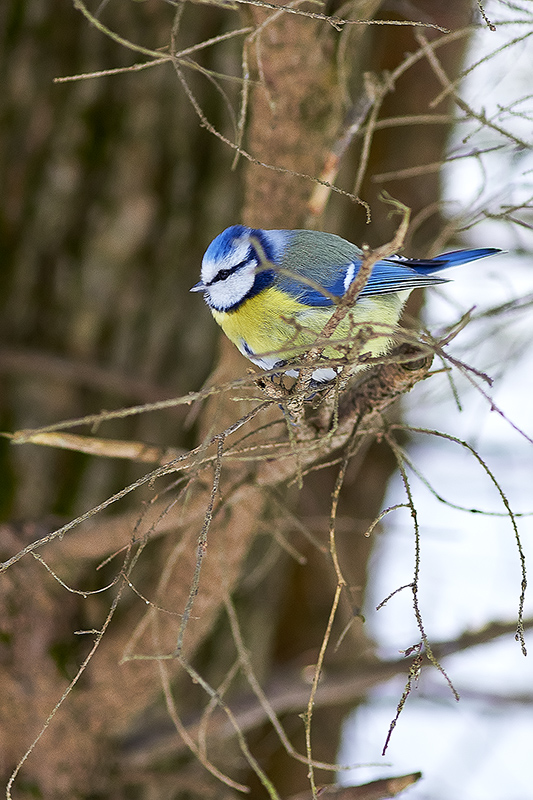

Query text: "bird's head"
[191, 225, 288, 312]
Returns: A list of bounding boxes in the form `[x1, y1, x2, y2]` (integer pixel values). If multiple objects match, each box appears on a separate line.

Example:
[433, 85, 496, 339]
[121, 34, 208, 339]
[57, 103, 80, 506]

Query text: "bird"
[191, 225, 501, 383]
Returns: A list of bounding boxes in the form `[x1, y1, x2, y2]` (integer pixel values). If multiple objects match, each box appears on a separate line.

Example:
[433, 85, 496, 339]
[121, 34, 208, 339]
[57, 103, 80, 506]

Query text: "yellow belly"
[212, 285, 406, 370]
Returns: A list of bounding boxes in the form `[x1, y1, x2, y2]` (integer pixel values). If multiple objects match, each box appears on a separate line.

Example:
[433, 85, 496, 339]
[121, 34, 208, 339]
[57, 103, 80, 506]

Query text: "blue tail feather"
[356, 247, 502, 298]
[417, 247, 502, 274]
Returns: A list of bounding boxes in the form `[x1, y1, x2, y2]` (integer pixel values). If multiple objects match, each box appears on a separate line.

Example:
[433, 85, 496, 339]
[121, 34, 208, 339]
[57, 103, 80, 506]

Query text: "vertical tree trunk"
[234, 2, 475, 796]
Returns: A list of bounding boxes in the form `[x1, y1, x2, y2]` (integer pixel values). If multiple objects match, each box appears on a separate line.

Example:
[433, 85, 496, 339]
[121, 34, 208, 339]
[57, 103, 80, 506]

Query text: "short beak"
[190, 281, 205, 293]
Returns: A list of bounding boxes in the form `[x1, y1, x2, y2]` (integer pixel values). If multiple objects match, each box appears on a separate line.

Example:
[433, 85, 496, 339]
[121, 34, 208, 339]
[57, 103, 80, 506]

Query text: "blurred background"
[1, 0, 532, 798]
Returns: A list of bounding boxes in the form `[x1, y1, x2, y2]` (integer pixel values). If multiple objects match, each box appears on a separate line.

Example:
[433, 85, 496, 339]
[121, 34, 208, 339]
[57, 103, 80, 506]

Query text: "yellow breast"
[212, 287, 311, 361]
[211, 285, 406, 368]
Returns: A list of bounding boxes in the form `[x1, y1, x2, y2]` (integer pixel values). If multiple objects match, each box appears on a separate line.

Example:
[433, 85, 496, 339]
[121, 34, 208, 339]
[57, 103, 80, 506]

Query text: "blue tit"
[191, 225, 501, 382]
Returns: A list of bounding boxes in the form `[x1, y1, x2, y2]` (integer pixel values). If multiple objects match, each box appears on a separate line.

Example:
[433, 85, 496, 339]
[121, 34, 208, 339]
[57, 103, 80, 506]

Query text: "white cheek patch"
[206, 267, 255, 310]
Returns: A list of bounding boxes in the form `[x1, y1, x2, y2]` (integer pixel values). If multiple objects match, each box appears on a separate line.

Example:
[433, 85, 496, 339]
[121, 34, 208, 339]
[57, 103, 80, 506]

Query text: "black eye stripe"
[214, 267, 235, 282]
[208, 255, 254, 286]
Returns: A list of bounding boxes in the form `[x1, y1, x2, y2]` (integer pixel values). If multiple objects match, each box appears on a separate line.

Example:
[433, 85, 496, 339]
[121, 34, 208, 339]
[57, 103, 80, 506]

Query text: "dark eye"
[216, 268, 233, 281]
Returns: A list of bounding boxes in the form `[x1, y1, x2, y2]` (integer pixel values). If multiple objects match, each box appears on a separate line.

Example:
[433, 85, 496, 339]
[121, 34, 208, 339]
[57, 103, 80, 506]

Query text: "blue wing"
[277, 241, 501, 308]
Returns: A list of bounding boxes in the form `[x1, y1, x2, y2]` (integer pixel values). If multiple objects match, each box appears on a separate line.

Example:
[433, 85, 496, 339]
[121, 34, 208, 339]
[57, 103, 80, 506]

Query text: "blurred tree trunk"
[0, 1, 476, 798]
[234, 2, 474, 797]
